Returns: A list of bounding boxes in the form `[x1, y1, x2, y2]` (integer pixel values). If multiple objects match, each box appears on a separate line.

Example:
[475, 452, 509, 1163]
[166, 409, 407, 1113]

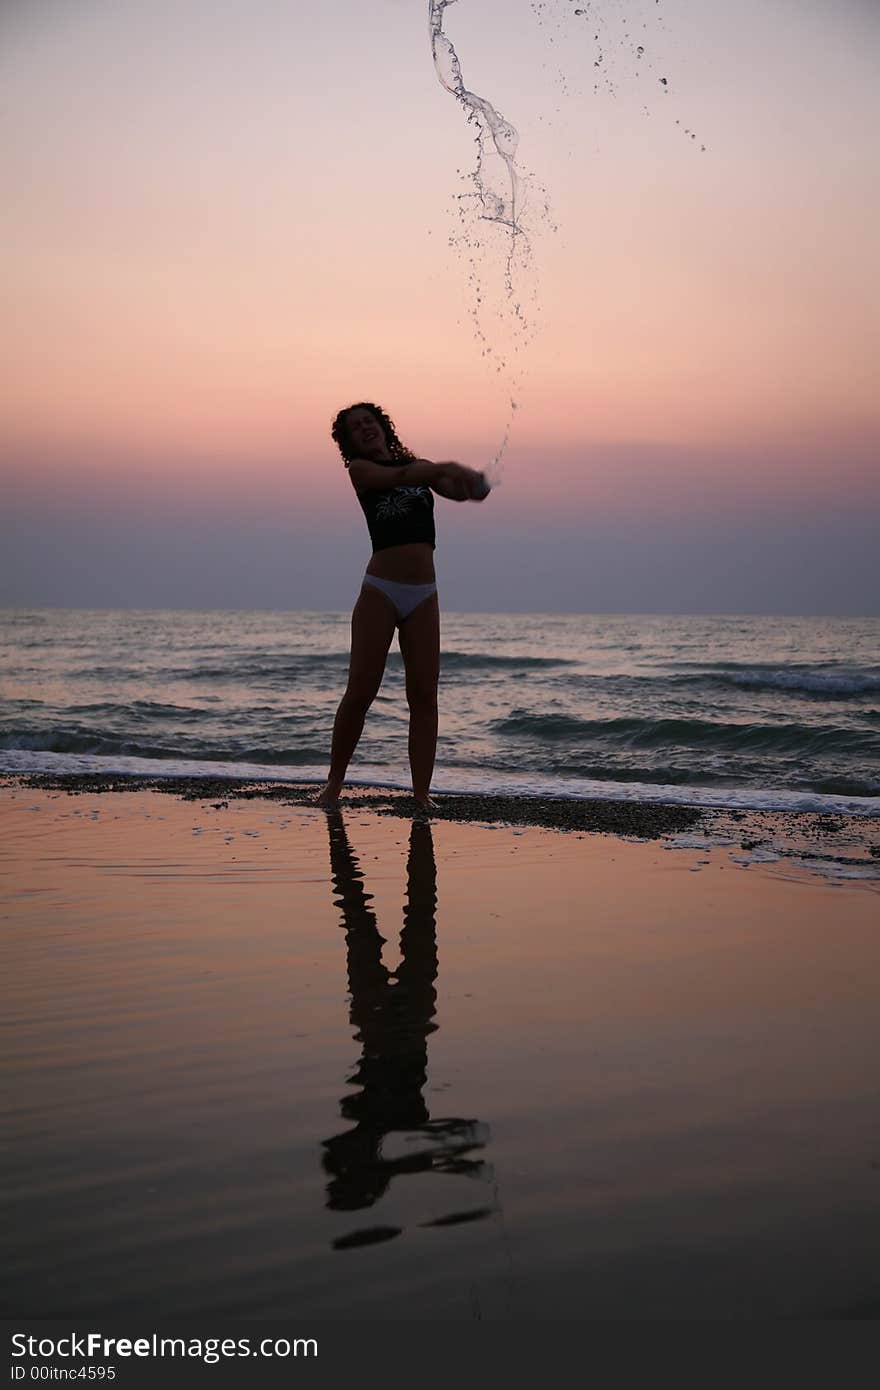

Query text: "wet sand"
[3, 778, 880, 1319]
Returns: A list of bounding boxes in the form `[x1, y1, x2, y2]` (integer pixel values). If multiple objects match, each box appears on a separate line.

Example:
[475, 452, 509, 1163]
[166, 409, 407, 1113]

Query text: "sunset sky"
[3, 0, 878, 613]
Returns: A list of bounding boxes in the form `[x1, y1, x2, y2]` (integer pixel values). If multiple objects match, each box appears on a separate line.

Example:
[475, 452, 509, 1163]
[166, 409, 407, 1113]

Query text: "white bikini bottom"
[362, 574, 437, 624]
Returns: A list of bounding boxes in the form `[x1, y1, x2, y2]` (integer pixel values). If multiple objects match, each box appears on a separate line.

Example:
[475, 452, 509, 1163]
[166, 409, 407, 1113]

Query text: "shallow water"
[3, 789, 880, 1319]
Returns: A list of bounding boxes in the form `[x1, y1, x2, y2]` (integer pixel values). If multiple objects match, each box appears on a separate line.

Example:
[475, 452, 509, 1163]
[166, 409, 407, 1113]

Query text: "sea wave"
[707, 668, 880, 698]
[0, 727, 328, 765]
[492, 710, 880, 757]
[157, 650, 576, 680]
[807, 775, 880, 798]
[163, 655, 351, 681]
[441, 651, 577, 669]
[559, 666, 880, 700]
[65, 700, 215, 721]
[660, 659, 880, 695]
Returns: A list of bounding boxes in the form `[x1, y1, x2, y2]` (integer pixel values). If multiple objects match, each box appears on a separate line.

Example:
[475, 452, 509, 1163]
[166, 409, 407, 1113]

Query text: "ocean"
[1, 607, 878, 813]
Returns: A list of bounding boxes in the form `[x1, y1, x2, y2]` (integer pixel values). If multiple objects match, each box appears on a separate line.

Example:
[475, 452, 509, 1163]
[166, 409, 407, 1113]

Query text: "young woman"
[316, 402, 489, 811]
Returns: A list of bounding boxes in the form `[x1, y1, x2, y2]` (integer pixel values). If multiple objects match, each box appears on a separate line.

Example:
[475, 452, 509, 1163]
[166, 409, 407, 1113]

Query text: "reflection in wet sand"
[323, 811, 492, 1248]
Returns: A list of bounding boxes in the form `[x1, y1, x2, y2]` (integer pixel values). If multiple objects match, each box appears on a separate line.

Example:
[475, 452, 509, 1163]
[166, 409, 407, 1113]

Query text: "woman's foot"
[413, 794, 438, 817]
[315, 780, 343, 807]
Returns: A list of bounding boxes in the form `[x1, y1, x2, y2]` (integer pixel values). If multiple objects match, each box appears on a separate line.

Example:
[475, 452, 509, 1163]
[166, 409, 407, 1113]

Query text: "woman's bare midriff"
[366, 542, 436, 584]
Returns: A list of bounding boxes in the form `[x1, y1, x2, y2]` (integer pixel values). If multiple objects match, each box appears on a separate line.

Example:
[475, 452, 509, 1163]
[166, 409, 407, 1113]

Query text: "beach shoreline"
[4, 770, 878, 885]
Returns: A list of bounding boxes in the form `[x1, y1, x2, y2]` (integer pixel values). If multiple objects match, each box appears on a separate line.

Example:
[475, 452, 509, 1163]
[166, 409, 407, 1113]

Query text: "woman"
[316, 402, 489, 811]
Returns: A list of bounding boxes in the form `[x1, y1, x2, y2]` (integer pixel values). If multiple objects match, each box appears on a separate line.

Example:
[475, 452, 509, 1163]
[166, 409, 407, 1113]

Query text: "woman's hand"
[433, 464, 471, 501]
[431, 462, 490, 502]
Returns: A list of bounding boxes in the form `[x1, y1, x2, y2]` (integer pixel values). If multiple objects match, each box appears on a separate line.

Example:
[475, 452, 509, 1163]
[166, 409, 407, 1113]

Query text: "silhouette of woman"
[317, 403, 489, 811]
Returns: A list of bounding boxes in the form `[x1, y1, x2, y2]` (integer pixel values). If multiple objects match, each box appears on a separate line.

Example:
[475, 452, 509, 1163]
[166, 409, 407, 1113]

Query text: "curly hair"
[331, 402, 417, 466]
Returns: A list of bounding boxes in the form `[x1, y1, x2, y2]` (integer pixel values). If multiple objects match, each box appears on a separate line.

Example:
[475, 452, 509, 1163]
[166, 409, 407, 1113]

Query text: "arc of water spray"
[428, 1, 530, 478]
[428, 0, 523, 242]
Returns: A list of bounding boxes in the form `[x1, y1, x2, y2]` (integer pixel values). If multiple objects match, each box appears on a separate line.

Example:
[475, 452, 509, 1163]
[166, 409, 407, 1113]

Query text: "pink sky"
[2, 0, 878, 611]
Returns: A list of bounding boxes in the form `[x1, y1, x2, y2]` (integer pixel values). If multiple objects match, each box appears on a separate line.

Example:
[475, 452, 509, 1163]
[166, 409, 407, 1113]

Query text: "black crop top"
[354, 461, 436, 553]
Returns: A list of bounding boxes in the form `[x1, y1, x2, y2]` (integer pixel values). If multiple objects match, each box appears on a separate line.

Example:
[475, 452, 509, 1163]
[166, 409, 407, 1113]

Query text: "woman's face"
[344, 408, 389, 459]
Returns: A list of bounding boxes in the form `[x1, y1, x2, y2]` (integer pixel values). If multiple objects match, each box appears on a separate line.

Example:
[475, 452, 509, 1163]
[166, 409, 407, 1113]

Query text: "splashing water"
[429, 2, 523, 238]
[428, 1, 545, 482]
[528, 2, 706, 140]
[428, 2, 705, 481]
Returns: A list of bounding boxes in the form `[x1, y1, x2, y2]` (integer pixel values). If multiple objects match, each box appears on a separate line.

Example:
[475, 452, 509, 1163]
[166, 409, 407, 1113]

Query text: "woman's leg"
[316, 584, 397, 805]
[398, 593, 440, 807]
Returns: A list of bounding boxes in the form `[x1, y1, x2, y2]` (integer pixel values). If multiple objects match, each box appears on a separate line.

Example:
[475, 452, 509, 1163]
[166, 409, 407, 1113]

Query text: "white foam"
[798, 860, 880, 882]
[663, 833, 736, 849]
[723, 669, 880, 696]
[729, 849, 782, 865]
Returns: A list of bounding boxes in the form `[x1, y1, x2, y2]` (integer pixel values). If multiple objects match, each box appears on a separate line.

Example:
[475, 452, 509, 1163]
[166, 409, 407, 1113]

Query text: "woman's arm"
[348, 457, 487, 499]
[347, 457, 445, 491]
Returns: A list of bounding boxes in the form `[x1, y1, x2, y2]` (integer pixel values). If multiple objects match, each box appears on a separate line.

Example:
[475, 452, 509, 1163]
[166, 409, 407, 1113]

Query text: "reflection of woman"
[322, 810, 489, 1242]
[317, 403, 489, 810]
